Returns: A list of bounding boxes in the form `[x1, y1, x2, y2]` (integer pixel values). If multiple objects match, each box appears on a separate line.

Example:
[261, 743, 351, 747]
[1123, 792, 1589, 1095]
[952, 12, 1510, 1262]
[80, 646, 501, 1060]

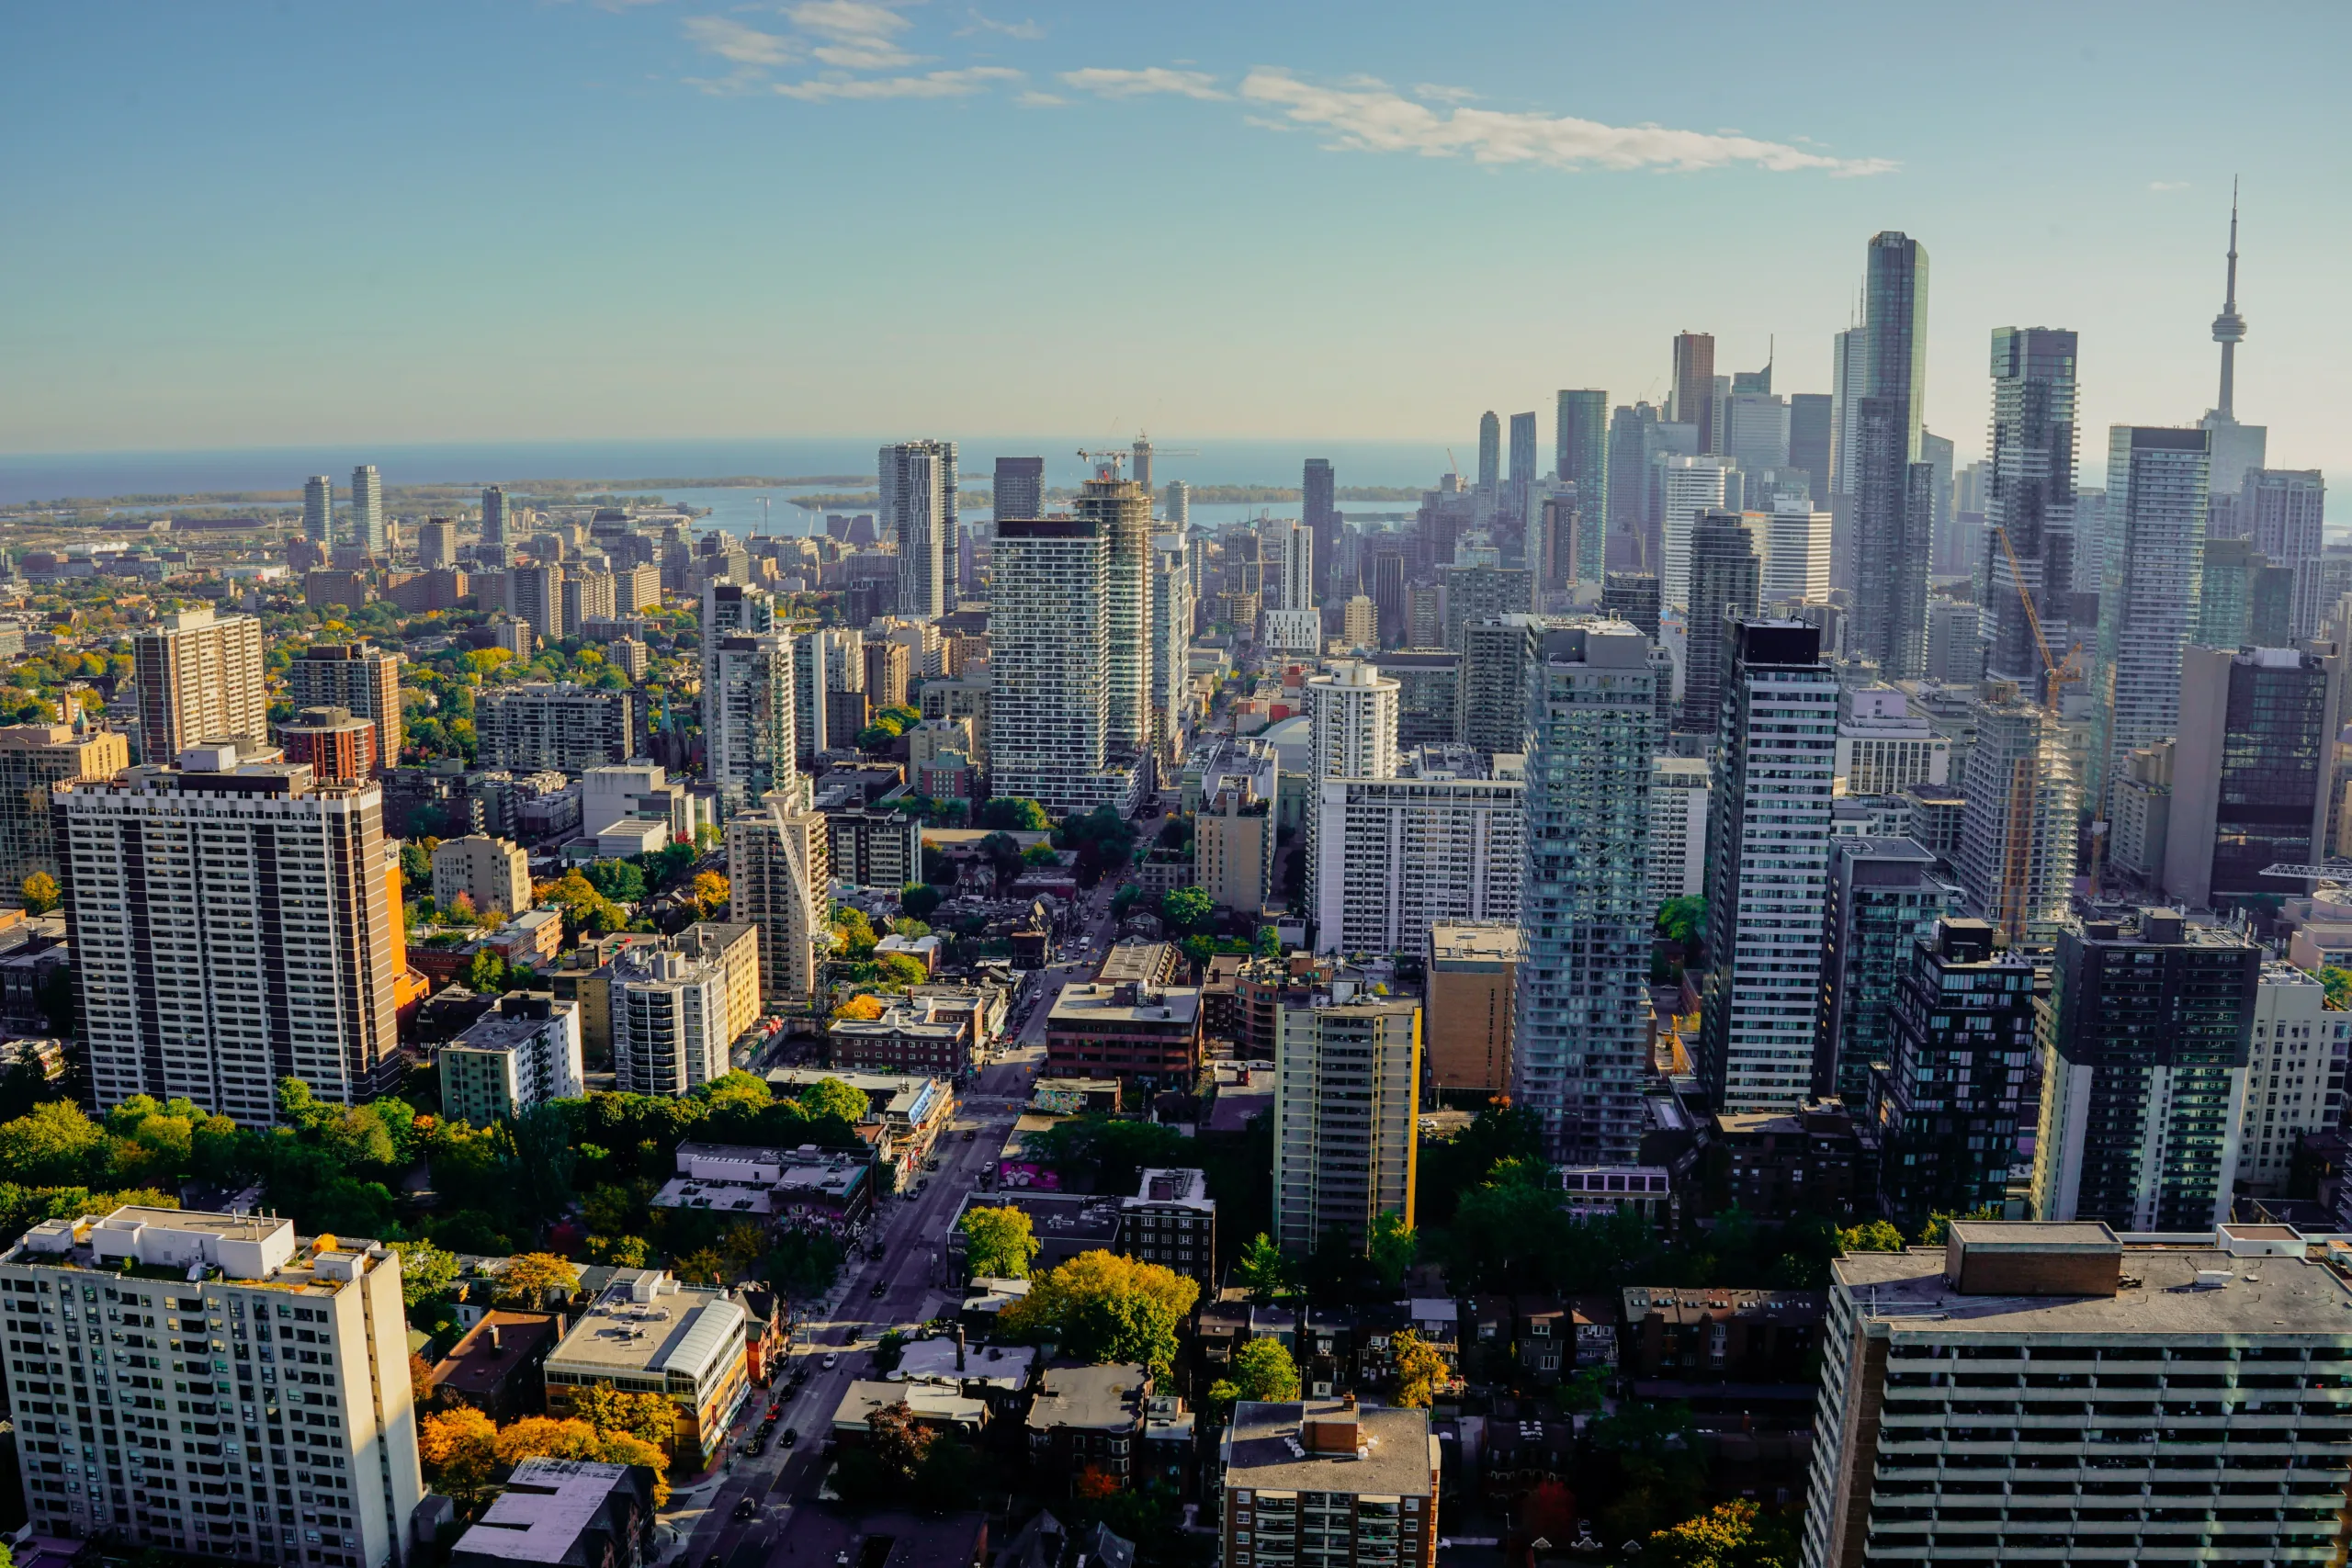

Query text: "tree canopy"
[959, 1203, 1042, 1280]
[999, 1249, 1200, 1377]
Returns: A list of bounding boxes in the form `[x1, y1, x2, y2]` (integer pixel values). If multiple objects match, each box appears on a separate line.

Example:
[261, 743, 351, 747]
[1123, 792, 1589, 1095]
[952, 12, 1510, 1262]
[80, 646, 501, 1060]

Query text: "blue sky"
[6, 1, 2347, 481]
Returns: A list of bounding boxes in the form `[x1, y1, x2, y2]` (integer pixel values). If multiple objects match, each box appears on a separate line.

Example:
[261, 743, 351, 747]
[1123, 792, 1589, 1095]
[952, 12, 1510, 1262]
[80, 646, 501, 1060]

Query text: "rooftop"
[1428, 922, 1522, 965]
[428, 1312, 561, 1399]
[950, 1189, 1122, 1246]
[831, 1378, 986, 1432]
[1128, 1168, 1212, 1210]
[1832, 1239, 2352, 1336]
[1223, 1399, 1437, 1497]
[6, 1204, 375, 1292]
[450, 1460, 647, 1565]
[892, 1337, 1036, 1389]
[544, 1269, 745, 1384]
[447, 997, 577, 1055]
[1048, 982, 1203, 1027]
[1028, 1362, 1148, 1433]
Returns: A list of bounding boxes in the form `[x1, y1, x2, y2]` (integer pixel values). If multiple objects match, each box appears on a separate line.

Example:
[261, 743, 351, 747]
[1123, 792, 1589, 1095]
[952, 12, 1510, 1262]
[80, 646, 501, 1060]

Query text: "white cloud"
[961, 9, 1046, 40]
[1413, 83, 1481, 104]
[786, 0, 918, 68]
[1016, 90, 1068, 107]
[682, 15, 799, 66]
[1058, 66, 1227, 101]
[1238, 70, 1896, 175]
[774, 65, 1022, 100]
[2150, 179, 2189, 192]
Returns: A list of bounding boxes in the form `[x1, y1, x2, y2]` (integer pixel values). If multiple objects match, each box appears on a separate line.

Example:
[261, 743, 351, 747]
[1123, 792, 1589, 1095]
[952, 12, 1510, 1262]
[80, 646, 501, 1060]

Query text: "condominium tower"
[879, 439, 957, 620]
[1273, 987, 1420, 1256]
[0, 720, 128, 902]
[350, 463, 385, 555]
[285, 642, 404, 768]
[1513, 622, 1657, 1161]
[2090, 426, 2212, 812]
[132, 606, 267, 761]
[1074, 462, 1157, 761]
[1980, 327, 2080, 688]
[1849, 231, 1933, 678]
[989, 516, 1139, 815]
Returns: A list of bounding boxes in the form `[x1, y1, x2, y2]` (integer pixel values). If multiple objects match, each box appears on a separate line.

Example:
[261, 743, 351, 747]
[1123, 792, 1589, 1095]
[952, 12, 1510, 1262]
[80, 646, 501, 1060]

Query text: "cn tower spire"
[2211, 178, 2246, 421]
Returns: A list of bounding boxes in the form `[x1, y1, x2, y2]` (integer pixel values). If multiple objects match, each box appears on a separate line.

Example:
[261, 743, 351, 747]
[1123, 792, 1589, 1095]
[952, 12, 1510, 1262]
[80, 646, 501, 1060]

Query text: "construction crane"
[1993, 523, 2098, 905]
[1128, 433, 1198, 492]
[1992, 524, 2084, 714]
[2259, 862, 2352, 880]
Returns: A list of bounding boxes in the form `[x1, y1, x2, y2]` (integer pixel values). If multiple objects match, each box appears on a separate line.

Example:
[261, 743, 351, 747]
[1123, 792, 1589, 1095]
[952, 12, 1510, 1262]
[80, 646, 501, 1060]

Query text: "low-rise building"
[425, 1311, 561, 1422]
[543, 1268, 750, 1466]
[945, 1190, 1122, 1277]
[1710, 1100, 1861, 1217]
[831, 1379, 987, 1440]
[1556, 1164, 1675, 1226]
[652, 1142, 876, 1234]
[830, 996, 976, 1079]
[1119, 1168, 1216, 1287]
[826, 806, 923, 890]
[439, 993, 584, 1126]
[1220, 1399, 1440, 1568]
[1619, 1284, 1825, 1383]
[1046, 980, 1203, 1092]
[448, 1459, 658, 1568]
[1027, 1363, 1149, 1493]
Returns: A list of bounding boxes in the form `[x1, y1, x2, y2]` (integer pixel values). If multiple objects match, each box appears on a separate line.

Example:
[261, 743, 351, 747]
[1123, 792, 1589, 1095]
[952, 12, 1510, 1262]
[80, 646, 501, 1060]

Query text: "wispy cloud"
[1414, 83, 1481, 105]
[775, 65, 1022, 101]
[1017, 90, 1068, 107]
[682, 16, 799, 67]
[1238, 70, 1896, 175]
[2150, 179, 2189, 192]
[1059, 66, 1227, 101]
[960, 8, 1046, 41]
[775, 0, 919, 69]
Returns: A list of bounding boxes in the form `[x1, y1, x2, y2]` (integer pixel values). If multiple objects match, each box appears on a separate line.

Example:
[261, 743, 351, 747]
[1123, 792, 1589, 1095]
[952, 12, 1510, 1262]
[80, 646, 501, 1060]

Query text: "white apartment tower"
[132, 606, 267, 761]
[610, 946, 736, 1096]
[2236, 962, 2348, 1196]
[1270, 519, 1316, 614]
[1699, 621, 1838, 1114]
[1512, 622, 1657, 1163]
[988, 516, 1139, 816]
[1074, 464, 1156, 760]
[1302, 661, 1399, 923]
[705, 631, 798, 811]
[1647, 755, 1709, 901]
[1833, 684, 1949, 796]
[350, 463, 385, 555]
[1149, 533, 1193, 760]
[57, 750, 402, 1125]
[879, 440, 957, 621]
[1273, 988, 1420, 1256]
[1746, 501, 1833, 604]
[1313, 758, 1523, 957]
[302, 476, 333, 544]
[0, 1206, 424, 1565]
[1659, 455, 1731, 609]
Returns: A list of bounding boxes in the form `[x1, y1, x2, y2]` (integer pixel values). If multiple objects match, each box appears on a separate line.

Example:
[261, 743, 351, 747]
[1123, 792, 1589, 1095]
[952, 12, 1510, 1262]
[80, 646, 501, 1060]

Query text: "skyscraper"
[989, 516, 1138, 815]
[1981, 326, 2081, 689]
[1602, 570, 1661, 641]
[706, 632, 799, 811]
[1658, 456, 1731, 609]
[1303, 457, 1337, 602]
[1670, 333, 1717, 454]
[1680, 513, 1761, 735]
[1506, 410, 1538, 551]
[1786, 392, 1832, 505]
[1073, 459, 1155, 761]
[59, 749, 403, 1121]
[2091, 425, 2211, 813]
[2245, 468, 2329, 634]
[287, 641, 405, 768]
[1163, 479, 1190, 530]
[1556, 389, 1609, 584]
[1476, 412, 1500, 507]
[481, 484, 510, 546]
[2164, 645, 2337, 909]
[1955, 683, 2082, 942]
[303, 474, 334, 544]
[1302, 660, 1399, 921]
[1606, 402, 1659, 569]
[1273, 987, 1420, 1256]
[2031, 909, 2258, 1230]
[879, 438, 957, 621]
[1850, 231, 1933, 678]
[1700, 621, 1837, 1114]
[1149, 533, 1193, 759]
[350, 463, 385, 555]
[1512, 622, 1657, 1163]
[1814, 836, 1960, 1103]
[728, 795, 830, 1006]
[993, 456, 1045, 522]
[132, 605, 268, 760]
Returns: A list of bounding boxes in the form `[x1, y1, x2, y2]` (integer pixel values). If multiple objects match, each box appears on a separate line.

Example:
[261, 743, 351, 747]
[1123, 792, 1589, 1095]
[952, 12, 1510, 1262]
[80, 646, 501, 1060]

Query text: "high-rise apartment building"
[1833, 684, 1948, 797]
[1163, 479, 1190, 530]
[1647, 755, 1709, 901]
[1273, 986, 1419, 1255]
[430, 834, 531, 918]
[1506, 411, 1539, 549]
[879, 439, 957, 621]
[1815, 836, 1960, 1103]
[992, 456, 1045, 522]
[2090, 426, 2212, 813]
[1786, 392, 1832, 504]
[277, 707, 377, 785]
[1263, 518, 1315, 615]
[1514, 623, 1656, 1161]
[989, 516, 1139, 816]
[1954, 683, 2082, 943]
[1680, 512, 1760, 734]
[1313, 753, 1522, 957]
[1849, 231, 1933, 678]
[1659, 456, 1731, 608]
[0, 721, 128, 902]
[1457, 615, 1543, 759]
[2163, 644, 2337, 910]
[1072, 463, 1156, 760]
[287, 642, 403, 768]
[2031, 908, 2259, 1230]
[1476, 413, 1500, 507]
[2196, 537, 2292, 652]
[1302, 660, 1398, 921]
[1606, 402, 1659, 568]
[559, 566, 616, 639]
[0, 1205, 425, 1561]
[1303, 457, 1338, 600]
[610, 941, 743, 1097]
[705, 632, 799, 811]
[1873, 918, 2041, 1229]
[2236, 962, 2349, 1196]
[1700, 622, 1837, 1114]
[59, 749, 402, 1122]
[474, 684, 635, 772]
[417, 516, 457, 570]
[1746, 501, 1833, 605]
[1149, 533, 1192, 760]
[507, 563, 563, 645]
[1981, 327, 2080, 688]
[1369, 650, 1461, 750]
[441, 993, 584, 1127]
[1220, 1401, 1440, 1568]
[350, 463, 385, 555]
[132, 606, 267, 761]
[2242, 468, 2330, 635]
[1671, 332, 1718, 453]
[1556, 389, 1609, 580]
[1427, 922, 1520, 1097]
[481, 484, 510, 546]
[1803, 1221, 2352, 1568]
[303, 474, 334, 544]
[727, 798, 829, 1007]
[1602, 570, 1661, 640]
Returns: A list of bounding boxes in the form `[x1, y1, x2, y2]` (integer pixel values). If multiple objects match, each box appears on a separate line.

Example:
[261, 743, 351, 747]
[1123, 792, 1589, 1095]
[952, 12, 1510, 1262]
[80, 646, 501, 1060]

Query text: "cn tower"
[2211, 178, 2246, 421]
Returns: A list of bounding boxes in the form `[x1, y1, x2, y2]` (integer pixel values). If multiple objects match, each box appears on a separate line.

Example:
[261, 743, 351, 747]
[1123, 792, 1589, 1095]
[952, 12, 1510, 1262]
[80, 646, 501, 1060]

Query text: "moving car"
[822, 1353, 839, 1369]
[733, 1498, 758, 1520]
[781, 1427, 799, 1446]
[870, 1280, 888, 1297]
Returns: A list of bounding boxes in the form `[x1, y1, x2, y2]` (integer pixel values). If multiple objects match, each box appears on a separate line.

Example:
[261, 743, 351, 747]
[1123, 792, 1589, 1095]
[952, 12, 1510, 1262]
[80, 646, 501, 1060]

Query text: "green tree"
[797, 1077, 871, 1127]
[1643, 1498, 1798, 1568]
[582, 860, 647, 903]
[1159, 885, 1214, 935]
[1235, 1232, 1296, 1303]
[899, 882, 943, 921]
[2324, 966, 2352, 1011]
[978, 797, 1051, 831]
[1368, 1208, 1418, 1290]
[1208, 1334, 1299, 1415]
[494, 1252, 581, 1307]
[460, 949, 508, 995]
[1838, 1220, 1906, 1254]
[1390, 1328, 1447, 1408]
[0, 1100, 108, 1186]
[18, 873, 59, 915]
[398, 841, 432, 886]
[387, 1238, 459, 1308]
[1000, 1249, 1200, 1376]
[875, 953, 927, 987]
[572, 1382, 678, 1447]
[959, 1203, 1042, 1279]
[1915, 1204, 2002, 1247]
[1657, 896, 1707, 947]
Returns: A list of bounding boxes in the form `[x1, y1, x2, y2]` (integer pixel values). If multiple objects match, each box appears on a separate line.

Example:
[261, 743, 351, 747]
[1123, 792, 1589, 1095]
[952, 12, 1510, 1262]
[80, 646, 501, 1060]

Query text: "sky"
[6, 1, 2349, 484]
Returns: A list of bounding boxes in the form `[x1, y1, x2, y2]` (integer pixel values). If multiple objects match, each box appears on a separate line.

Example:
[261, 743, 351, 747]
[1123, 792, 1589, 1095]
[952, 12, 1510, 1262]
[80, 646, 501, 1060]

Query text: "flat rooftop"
[1028, 1362, 1148, 1433]
[1832, 1244, 2352, 1336]
[1049, 983, 1203, 1026]
[544, 1270, 744, 1384]
[1224, 1399, 1437, 1497]
[451, 1459, 639, 1564]
[1429, 923, 1522, 965]
[1129, 1168, 1212, 1209]
[952, 1189, 1122, 1245]
[893, 1337, 1035, 1388]
[429, 1312, 561, 1400]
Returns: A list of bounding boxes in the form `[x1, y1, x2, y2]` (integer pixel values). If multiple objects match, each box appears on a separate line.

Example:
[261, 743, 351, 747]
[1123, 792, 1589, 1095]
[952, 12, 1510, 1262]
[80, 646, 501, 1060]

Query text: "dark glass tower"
[1851, 232, 1932, 678]
[1982, 327, 2079, 689]
[1679, 512, 1760, 734]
